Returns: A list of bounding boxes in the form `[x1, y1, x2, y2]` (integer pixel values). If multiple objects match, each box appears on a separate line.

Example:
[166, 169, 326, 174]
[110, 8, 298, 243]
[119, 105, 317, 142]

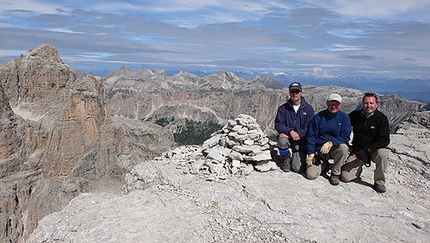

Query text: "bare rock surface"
[390, 111, 430, 181]
[28, 114, 430, 243]
[27, 160, 430, 243]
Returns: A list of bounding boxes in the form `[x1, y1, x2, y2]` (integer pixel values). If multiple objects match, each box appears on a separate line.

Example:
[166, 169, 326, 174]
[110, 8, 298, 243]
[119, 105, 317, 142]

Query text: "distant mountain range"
[166, 70, 430, 103]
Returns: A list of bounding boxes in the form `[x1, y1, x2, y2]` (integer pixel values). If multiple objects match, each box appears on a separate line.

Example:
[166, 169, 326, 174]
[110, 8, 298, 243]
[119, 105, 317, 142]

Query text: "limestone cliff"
[0, 45, 175, 242]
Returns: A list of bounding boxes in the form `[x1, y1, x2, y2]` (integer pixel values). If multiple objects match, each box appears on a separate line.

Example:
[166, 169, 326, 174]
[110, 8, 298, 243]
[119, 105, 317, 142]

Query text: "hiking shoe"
[330, 174, 340, 185]
[374, 184, 386, 193]
[281, 157, 290, 172]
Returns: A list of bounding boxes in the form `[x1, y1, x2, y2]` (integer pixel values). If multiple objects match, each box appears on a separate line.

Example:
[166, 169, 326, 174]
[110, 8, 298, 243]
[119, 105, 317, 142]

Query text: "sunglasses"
[363, 92, 378, 102]
[327, 102, 341, 107]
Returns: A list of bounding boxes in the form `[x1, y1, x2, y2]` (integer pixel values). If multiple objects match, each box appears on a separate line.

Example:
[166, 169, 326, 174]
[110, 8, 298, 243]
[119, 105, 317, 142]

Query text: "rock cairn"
[164, 114, 278, 181]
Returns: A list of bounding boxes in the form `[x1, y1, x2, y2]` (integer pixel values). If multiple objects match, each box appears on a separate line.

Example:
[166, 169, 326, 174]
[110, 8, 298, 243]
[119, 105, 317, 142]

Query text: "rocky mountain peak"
[25, 44, 63, 63]
[105, 65, 133, 78]
[134, 66, 156, 78]
[172, 70, 200, 83]
[0, 45, 176, 242]
[206, 70, 242, 82]
[252, 74, 286, 89]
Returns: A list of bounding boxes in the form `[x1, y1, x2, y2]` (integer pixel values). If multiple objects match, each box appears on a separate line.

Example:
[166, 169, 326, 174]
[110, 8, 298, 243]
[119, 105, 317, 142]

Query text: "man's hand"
[320, 141, 333, 154]
[279, 133, 289, 138]
[306, 154, 315, 167]
[355, 149, 368, 162]
[289, 130, 300, 141]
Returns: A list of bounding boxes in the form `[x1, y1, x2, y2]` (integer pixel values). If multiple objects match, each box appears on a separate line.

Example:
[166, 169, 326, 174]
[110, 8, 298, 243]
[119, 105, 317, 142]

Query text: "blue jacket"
[275, 97, 315, 145]
[306, 109, 351, 154]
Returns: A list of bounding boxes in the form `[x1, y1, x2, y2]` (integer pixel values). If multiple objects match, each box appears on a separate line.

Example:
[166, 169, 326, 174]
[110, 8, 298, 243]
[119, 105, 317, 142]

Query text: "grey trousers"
[306, 143, 349, 180]
[341, 148, 388, 186]
[278, 137, 307, 173]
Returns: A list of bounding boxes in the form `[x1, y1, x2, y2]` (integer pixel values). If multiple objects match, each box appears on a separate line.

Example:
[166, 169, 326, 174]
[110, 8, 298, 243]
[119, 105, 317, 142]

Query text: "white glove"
[306, 154, 315, 167]
[320, 141, 333, 154]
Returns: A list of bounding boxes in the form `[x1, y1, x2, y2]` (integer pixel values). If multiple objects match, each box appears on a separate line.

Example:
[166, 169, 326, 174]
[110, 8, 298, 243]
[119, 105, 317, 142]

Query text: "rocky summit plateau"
[1, 45, 429, 243]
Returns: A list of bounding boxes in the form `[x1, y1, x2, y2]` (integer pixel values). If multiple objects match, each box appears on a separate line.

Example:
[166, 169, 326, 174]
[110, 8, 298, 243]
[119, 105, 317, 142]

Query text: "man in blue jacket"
[306, 93, 351, 185]
[275, 82, 315, 173]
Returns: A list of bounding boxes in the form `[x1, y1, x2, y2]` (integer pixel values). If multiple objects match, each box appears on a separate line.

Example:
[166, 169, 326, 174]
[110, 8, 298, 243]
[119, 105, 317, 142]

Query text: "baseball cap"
[327, 93, 342, 103]
[289, 82, 302, 91]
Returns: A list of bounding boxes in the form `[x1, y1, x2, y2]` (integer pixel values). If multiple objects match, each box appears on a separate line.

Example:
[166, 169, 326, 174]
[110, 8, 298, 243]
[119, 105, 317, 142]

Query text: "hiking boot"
[281, 157, 290, 172]
[373, 183, 386, 193]
[330, 174, 340, 185]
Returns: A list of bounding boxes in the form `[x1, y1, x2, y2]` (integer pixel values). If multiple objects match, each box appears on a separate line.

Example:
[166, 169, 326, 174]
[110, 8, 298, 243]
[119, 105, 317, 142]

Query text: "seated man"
[275, 82, 314, 173]
[306, 93, 351, 185]
[341, 92, 390, 193]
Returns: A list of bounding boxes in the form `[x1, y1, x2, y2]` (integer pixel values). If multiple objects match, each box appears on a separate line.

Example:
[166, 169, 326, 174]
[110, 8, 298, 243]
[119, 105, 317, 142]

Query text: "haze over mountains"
[85, 65, 430, 103]
[1, 45, 429, 242]
[141, 69, 430, 103]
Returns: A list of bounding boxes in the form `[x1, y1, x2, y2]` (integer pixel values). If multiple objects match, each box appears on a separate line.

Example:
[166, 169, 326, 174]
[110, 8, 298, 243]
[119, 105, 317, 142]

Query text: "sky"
[1, 0, 430, 80]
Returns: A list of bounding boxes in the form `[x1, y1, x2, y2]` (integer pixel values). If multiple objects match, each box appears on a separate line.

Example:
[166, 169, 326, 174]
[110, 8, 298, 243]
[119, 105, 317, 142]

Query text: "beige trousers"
[341, 148, 388, 186]
[306, 143, 349, 180]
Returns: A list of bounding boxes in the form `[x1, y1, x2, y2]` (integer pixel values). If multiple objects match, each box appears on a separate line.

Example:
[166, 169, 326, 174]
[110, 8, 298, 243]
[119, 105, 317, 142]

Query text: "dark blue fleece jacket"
[275, 97, 315, 145]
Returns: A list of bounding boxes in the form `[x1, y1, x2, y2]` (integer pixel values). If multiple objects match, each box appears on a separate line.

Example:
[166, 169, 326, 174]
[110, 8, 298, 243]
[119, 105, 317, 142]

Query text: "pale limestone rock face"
[254, 160, 279, 172]
[0, 45, 176, 243]
[389, 111, 430, 181]
[1, 45, 79, 242]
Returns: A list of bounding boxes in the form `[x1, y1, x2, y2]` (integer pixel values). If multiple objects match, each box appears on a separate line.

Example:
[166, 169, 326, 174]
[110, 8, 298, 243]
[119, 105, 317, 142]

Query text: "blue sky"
[1, 0, 430, 80]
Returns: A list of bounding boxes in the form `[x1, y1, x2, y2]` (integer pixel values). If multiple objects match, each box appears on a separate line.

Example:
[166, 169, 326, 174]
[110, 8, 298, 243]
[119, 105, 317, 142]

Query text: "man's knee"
[306, 165, 321, 180]
[373, 148, 388, 163]
[290, 160, 301, 172]
[331, 143, 349, 159]
[290, 152, 306, 172]
[306, 172, 319, 180]
[341, 158, 363, 182]
[277, 137, 290, 150]
[341, 169, 359, 182]
[338, 143, 349, 154]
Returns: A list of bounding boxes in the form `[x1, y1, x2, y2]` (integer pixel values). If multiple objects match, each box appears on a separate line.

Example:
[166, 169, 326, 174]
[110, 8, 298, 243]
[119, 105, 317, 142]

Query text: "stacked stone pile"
[164, 114, 278, 181]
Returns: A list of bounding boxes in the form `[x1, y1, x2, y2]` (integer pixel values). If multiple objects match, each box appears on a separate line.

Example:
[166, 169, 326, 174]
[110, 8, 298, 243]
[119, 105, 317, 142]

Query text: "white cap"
[327, 93, 342, 103]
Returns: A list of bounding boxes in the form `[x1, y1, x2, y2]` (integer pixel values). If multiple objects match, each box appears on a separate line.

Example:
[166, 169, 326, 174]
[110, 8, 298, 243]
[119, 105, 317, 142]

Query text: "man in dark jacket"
[341, 92, 390, 193]
[275, 82, 314, 173]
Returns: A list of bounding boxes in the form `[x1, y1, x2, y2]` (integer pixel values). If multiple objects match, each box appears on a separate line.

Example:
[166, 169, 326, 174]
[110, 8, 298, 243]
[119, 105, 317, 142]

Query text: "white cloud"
[302, 67, 336, 78]
[308, 0, 430, 19]
[329, 44, 366, 52]
[0, 0, 60, 14]
[47, 28, 83, 34]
